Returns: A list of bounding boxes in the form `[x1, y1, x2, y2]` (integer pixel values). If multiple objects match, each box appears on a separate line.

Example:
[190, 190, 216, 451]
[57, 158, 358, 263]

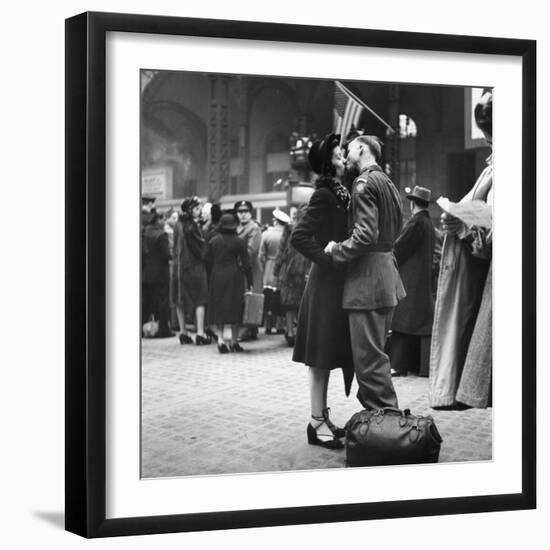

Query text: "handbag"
[142, 314, 159, 338]
[242, 292, 265, 327]
[345, 407, 442, 467]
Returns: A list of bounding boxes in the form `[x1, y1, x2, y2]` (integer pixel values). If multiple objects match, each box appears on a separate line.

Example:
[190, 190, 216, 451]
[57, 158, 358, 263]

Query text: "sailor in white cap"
[260, 208, 290, 333]
[272, 208, 290, 225]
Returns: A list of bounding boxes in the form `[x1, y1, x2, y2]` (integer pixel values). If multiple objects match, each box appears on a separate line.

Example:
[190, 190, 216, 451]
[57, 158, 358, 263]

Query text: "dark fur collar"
[314, 175, 338, 189]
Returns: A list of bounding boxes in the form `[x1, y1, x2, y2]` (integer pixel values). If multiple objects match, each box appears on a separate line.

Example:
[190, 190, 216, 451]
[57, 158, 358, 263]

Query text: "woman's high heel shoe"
[179, 333, 194, 345]
[205, 327, 217, 340]
[217, 343, 229, 354]
[307, 421, 344, 450]
[322, 407, 346, 439]
[195, 334, 210, 345]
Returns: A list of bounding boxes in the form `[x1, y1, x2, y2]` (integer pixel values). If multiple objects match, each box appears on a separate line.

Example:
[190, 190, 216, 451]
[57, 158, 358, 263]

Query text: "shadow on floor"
[33, 511, 65, 530]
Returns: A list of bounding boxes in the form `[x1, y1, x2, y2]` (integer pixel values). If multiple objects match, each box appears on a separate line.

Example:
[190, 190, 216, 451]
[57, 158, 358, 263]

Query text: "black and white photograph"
[140, 70, 494, 478]
[1, 0, 546, 544]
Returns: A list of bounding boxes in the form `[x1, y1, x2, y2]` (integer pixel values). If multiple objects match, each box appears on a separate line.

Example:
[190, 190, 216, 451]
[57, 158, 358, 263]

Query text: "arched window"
[141, 101, 207, 199]
[398, 114, 417, 191]
[264, 132, 290, 191]
[398, 114, 417, 138]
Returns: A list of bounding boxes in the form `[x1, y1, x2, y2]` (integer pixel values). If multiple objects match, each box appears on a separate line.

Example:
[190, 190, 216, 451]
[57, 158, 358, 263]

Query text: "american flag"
[333, 81, 364, 143]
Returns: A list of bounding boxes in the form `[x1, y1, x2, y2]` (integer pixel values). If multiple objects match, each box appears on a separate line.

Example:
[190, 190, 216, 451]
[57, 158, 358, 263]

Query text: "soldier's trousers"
[348, 307, 399, 410]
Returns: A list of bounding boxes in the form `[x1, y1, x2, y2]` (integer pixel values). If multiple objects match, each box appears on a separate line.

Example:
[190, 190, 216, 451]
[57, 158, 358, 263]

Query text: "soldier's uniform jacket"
[332, 164, 406, 310]
[237, 220, 263, 292]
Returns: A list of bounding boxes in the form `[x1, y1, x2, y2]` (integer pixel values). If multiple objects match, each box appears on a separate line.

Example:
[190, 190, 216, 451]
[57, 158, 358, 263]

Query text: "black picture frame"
[65, 11, 536, 538]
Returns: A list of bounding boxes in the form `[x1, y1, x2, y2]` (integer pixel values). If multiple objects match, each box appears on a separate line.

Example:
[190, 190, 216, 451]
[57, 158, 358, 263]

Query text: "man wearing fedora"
[389, 186, 436, 377]
[325, 135, 405, 410]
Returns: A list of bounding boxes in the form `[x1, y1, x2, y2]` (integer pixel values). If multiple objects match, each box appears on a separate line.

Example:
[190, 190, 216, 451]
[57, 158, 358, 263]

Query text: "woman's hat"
[181, 195, 201, 212]
[406, 186, 432, 203]
[218, 212, 238, 232]
[272, 208, 290, 224]
[308, 133, 340, 175]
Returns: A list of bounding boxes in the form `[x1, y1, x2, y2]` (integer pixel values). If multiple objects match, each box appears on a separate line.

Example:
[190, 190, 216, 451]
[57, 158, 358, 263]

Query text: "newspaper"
[436, 197, 492, 229]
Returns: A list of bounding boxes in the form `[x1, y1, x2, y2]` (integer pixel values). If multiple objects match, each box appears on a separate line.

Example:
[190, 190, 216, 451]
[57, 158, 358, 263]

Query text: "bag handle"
[378, 407, 410, 417]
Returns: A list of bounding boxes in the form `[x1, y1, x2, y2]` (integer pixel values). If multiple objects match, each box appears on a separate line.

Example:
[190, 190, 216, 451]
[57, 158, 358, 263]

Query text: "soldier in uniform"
[234, 200, 262, 340]
[325, 135, 405, 410]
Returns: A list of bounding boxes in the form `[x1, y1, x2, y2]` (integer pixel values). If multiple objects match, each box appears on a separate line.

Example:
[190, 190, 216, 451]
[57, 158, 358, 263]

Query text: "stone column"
[237, 78, 249, 194]
[387, 84, 400, 189]
[207, 75, 230, 201]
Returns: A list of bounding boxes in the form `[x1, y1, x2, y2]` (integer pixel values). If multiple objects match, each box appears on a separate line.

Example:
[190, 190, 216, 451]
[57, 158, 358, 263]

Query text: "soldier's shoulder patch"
[355, 179, 367, 193]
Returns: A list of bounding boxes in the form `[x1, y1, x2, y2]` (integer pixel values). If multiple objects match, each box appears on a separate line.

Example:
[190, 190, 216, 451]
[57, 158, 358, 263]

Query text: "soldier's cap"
[234, 200, 253, 212]
[141, 195, 156, 204]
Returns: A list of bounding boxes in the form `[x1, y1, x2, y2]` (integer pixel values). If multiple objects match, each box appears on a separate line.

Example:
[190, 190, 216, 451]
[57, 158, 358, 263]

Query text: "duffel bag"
[345, 407, 442, 467]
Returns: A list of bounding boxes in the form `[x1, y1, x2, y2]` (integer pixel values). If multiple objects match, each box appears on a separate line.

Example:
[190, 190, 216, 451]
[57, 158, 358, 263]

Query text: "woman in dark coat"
[273, 205, 311, 346]
[204, 213, 253, 353]
[291, 133, 354, 450]
[172, 196, 210, 345]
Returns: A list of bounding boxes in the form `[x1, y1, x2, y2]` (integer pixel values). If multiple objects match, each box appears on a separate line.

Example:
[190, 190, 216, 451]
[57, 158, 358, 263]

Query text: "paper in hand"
[436, 197, 492, 229]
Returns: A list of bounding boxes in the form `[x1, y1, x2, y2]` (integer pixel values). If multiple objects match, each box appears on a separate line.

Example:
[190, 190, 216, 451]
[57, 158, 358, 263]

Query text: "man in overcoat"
[142, 210, 172, 337]
[389, 186, 436, 377]
[325, 135, 405, 410]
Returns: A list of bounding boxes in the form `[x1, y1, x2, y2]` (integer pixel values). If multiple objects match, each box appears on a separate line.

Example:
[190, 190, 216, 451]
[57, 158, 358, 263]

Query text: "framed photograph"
[65, 11, 536, 538]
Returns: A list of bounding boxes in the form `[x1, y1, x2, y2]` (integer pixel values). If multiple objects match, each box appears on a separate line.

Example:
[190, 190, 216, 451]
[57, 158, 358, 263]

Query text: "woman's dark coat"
[142, 220, 171, 332]
[172, 213, 208, 310]
[291, 178, 354, 395]
[142, 222, 171, 286]
[391, 210, 436, 335]
[204, 231, 252, 325]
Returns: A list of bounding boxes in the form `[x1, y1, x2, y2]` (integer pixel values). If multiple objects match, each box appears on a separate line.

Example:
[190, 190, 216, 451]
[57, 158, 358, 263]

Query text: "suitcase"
[242, 292, 265, 327]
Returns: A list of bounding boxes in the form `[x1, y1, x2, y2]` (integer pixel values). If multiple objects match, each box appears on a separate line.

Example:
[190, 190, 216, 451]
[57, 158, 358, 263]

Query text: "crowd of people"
[142, 89, 493, 450]
[141, 195, 309, 353]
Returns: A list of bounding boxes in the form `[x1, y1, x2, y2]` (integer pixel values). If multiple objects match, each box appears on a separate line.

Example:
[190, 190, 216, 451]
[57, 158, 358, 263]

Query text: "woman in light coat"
[273, 205, 311, 346]
[260, 209, 289, 333]
[429, 90, 493, 409]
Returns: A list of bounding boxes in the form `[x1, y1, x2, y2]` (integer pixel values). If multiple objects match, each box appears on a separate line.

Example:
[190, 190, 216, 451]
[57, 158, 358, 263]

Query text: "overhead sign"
[141, 166, 173, 200]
